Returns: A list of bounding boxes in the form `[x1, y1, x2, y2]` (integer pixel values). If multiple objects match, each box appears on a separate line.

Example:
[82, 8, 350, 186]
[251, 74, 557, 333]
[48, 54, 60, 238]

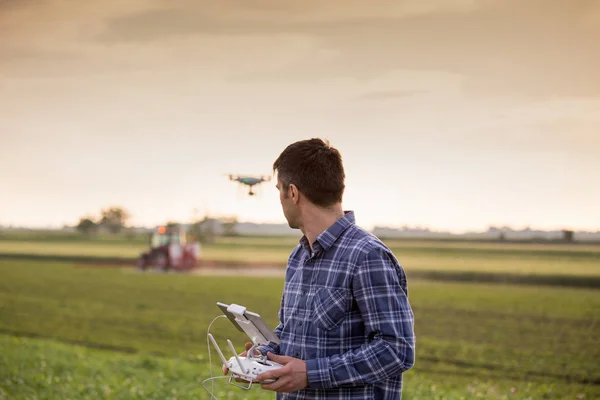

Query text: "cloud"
[2, 0, 599, 99]
[0, 46, 81, 65]
[93, 0, 480, 43]
[433, 96, 600, 156]
[0, 0, 36, 11]
[236, 1, 600, 98]
[355, 89, 429, 101]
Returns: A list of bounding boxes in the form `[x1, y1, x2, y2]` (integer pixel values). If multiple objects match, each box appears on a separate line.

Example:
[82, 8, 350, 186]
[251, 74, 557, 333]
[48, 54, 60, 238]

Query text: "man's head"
[273, 138, 345, 228]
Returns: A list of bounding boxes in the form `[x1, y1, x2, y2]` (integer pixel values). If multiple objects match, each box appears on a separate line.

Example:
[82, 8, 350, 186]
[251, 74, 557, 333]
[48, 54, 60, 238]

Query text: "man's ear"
[289, 184, 300, 204]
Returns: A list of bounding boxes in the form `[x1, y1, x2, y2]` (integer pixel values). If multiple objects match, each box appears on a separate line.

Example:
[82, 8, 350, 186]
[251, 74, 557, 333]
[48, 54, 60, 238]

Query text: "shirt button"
[294, 353, 300, 358]
[302, 290, 307, 295]
[298, 322, 303, 326]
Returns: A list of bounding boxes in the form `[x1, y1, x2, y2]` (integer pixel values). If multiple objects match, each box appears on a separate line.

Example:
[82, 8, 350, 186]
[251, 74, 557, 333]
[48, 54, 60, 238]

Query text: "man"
[229, 138, 416, 399]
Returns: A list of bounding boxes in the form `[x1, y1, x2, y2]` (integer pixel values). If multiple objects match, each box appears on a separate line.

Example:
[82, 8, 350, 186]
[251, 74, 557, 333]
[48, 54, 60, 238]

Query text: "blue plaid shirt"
[258, 211, 415, 399]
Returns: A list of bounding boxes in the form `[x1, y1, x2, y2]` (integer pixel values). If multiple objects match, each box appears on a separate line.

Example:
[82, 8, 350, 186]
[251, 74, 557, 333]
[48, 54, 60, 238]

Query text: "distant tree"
[166, 221, 181, 229]
[76, 217, 97, 235]
[221, 216, 239, 237]
[98, 206, 130, 234]
[188, 214, 217, 244]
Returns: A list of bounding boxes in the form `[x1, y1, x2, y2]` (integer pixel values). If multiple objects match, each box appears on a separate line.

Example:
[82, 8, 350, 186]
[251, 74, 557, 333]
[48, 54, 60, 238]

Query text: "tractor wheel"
[153, 253, 169, 272]
[181, 255, 195, 270]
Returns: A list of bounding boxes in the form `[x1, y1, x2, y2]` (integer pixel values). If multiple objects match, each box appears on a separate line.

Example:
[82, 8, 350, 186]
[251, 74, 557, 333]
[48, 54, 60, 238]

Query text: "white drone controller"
[208, 334, 282, 386]
[208, 303, 284, 389]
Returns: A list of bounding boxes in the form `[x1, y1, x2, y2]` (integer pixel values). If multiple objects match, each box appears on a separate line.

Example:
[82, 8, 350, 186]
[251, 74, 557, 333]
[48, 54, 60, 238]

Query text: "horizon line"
[2, 221, 598, 235]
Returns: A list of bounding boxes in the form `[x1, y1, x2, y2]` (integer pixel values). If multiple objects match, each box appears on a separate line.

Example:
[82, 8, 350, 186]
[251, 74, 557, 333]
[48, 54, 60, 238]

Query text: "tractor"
[136, 226, 201, 272]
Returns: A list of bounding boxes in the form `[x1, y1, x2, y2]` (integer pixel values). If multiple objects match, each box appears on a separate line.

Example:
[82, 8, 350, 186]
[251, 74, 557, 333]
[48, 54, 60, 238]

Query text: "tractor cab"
[150, 226, 185, 248]
[137, 226, 201, 271]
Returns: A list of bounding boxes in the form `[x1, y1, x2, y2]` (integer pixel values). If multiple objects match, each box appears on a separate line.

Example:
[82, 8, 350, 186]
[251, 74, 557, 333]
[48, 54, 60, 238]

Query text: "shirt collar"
[299, 210, 356, 254]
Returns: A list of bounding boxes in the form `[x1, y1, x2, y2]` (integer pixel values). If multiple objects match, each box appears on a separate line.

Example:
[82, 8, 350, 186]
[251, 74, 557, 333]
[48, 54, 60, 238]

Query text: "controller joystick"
[208, 334, 283, 387]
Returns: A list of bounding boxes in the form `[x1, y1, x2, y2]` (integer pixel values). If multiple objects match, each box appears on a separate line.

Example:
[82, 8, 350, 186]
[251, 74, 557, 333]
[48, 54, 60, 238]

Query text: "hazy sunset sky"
[1, 0, 599, 232]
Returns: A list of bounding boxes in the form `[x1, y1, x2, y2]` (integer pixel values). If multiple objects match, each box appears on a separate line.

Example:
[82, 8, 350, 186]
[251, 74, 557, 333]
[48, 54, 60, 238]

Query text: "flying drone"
[226, 174, 271, 196]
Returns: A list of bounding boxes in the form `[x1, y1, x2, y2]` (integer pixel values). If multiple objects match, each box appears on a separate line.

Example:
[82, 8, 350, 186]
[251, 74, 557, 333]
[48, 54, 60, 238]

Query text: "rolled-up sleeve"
[306, 247, 415, 388]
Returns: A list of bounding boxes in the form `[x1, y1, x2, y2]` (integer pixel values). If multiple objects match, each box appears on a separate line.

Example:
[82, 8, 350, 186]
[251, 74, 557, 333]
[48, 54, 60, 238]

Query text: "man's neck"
[300, 204, 345, 250]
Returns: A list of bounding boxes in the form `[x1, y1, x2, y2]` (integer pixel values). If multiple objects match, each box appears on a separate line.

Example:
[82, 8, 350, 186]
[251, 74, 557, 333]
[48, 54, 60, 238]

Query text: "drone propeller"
[236, 182, 245, 200]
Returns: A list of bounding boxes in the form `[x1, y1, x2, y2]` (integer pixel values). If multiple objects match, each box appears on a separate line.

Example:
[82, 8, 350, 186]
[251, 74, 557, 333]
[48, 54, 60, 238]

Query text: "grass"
[1, 235, 599, 277]
[1, 259, 599, 399]
[1, 334, 214, 400]
[2, 334, 596, 400]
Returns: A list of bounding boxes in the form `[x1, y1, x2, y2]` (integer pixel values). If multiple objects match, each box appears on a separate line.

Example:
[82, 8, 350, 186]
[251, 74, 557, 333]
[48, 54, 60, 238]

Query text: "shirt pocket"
[311, 287, 351, 331]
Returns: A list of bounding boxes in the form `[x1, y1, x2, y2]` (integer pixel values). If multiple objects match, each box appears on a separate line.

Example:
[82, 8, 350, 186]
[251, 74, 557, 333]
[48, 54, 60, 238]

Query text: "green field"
[1, 233, 599, 398]
[1, 257, 599, 399]
[1, 235, 599, 280]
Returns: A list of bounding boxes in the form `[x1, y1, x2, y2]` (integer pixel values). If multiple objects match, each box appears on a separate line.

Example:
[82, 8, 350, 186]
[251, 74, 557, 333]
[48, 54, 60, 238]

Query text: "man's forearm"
[257, 340, 280, 356]
[305, 335, 414, 389]
[257, 321, 283, 355]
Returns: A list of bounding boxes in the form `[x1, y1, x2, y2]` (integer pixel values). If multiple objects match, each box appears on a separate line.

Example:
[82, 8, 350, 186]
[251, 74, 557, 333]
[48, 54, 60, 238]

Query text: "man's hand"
[222, 341, 255, 383]
[257, 352, 308, 393]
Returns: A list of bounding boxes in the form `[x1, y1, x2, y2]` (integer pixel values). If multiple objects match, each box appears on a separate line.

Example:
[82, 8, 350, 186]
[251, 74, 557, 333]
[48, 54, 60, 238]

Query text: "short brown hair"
[273, 138, 345, 207]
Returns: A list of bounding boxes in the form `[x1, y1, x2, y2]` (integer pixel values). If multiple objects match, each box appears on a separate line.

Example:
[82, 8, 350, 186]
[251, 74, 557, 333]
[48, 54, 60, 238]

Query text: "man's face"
[276, 179, 299, 229]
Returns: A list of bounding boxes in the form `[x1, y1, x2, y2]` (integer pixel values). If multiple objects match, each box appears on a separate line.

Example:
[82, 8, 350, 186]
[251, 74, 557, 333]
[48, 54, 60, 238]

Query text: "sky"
[1, 0, 599, 233]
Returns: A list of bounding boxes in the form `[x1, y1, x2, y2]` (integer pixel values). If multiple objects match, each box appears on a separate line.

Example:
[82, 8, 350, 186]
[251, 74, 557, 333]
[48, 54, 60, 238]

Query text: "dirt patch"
[190, 266, 286, 277]
[70, 257, 286, 271]
[119, 265, 286, 277]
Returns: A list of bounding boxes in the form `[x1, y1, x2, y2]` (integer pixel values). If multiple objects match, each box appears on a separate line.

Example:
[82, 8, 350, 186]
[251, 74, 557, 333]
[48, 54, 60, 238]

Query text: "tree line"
[76, 207, 239, 243]
[76, 207, 130, 235]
